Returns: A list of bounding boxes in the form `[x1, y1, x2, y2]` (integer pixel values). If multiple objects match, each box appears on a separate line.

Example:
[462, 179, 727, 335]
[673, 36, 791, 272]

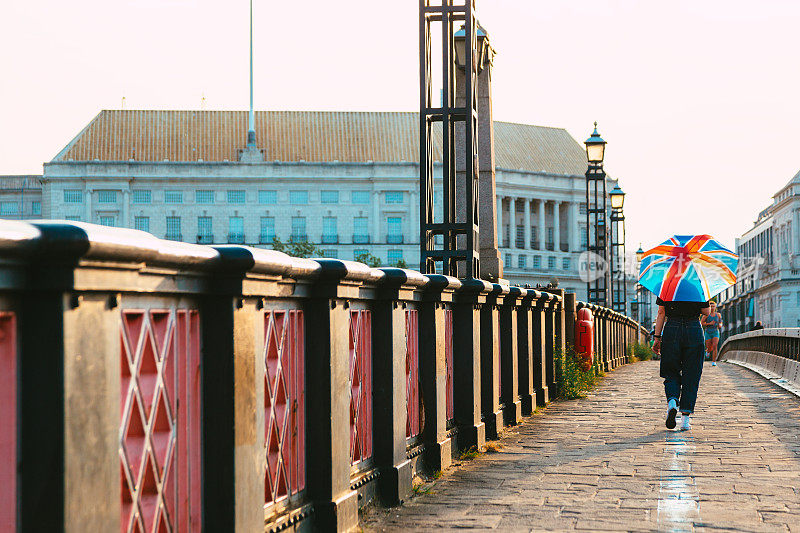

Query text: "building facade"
[718, 171, 800, 337]
[38, 109, 623, 300]
[0, 175, 42, 219]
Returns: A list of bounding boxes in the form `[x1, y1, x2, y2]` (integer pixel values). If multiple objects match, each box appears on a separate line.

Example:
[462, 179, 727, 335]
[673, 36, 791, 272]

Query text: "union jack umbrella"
[638, 234, 738, 302]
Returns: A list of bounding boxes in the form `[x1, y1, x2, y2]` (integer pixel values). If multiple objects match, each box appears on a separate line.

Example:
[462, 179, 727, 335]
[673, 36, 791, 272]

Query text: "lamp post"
[609, 183, 626, 314]
[584, 123, 609, 307]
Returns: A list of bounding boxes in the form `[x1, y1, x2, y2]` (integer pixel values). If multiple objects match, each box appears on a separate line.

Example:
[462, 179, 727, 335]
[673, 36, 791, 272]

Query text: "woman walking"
[701, 301, 723, 366]
[652, 297, 711, 431]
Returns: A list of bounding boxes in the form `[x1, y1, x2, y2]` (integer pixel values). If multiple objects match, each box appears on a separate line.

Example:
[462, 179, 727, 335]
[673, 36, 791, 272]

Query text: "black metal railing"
[352, 234, 370, 244]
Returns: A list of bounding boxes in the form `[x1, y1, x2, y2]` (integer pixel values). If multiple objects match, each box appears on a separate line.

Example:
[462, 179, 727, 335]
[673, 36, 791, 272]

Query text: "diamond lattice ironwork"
[405, 310, 420, 438]
[120, 309, 201, 533]
[264, 310, 305, 507]
[349, 309, 372, 465]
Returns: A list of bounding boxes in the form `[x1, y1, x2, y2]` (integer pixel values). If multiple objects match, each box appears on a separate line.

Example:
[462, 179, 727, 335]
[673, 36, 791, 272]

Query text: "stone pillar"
[564, 292, 577, 350]
[496, 195, 503, 248]
[452, 278, 490, 451]
[372, 191, 381, 244]
[544, 296, 557, 396]
[122, 189, 130, 228]
[553, 201, 561, 253]
[454, 35, 502, 279]
[500, 287, 522, 426]
[480, 284, 506, 440]
[532, 292, 549, 405]
[538, 200, 546, 251]
[523, 198, 531, 250]
[84, 188, 92, 223]
[509, 197, 517, 249]
[570, 202, 580, 252]
[419, 275, 458, 472]
[517, 291, 536, 415]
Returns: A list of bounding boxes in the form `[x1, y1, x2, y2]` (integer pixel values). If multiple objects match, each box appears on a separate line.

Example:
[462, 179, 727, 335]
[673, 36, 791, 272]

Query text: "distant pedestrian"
[652, 297, 711, 431]
[700, 301, 723, 366]
[751, 321, 764, 331]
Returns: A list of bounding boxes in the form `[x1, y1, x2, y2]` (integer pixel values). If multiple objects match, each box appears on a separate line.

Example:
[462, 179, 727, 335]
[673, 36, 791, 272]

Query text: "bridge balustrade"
[0, 220, 647, 533]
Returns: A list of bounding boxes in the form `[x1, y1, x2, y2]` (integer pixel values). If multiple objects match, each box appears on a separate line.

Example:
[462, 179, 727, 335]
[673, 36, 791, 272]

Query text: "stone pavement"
[362, 360, 800, 532]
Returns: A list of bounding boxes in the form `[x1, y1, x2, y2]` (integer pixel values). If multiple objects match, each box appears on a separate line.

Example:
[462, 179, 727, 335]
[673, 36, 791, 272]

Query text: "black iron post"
[609, 199, 626, 313]
[419, 0, 481, 278]
[584, 124, 609, 307]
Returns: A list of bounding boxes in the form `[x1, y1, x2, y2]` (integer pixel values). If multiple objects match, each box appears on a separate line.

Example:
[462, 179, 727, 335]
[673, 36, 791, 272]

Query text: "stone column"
[538, 200, 546, 251]
[523, 198, 531, 250]
[570, 202, 580, 252]
[496, 196, 503, 248]
[84, 188, 92, 223]
[500, 287, 522, 426]
[517, 291, 536, 415]
[553, 201, 561, 252]
[372, 191, 381, 244]
[122, 189, 130, 228]
[480, 284, 505, 439]
[532, 293, 549, 405]
[509, 197, 517, 249]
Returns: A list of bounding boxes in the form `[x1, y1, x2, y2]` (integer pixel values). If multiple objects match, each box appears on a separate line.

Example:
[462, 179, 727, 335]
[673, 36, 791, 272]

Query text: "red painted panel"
[120, 308, 201, 533]
[349, 309, 373, 464]
[405, 310, 420, 439]
[264, 310, 306, 507]
[444, 309, 454, 422]
[0, 312, 17, 533]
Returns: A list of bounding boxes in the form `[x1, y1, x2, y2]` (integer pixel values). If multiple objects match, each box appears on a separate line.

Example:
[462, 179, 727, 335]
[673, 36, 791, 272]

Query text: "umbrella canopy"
[639, 234, 738, 302]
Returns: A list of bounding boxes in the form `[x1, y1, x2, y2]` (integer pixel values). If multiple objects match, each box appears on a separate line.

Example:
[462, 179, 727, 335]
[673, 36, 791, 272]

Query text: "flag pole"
[247, 0, 256, 146]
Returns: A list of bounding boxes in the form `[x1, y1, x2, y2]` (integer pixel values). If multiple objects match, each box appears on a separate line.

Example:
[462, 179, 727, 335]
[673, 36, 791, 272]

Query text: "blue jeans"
[660, 318, 705, 414]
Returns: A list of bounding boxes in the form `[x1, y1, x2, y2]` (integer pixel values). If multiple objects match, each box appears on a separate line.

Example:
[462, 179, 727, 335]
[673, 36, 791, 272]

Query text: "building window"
[197, 216, 213, 243]
[533, 255, 541, 269]
[353, 216, 369, 243]
[259, 190, 277, 204]
[227, 190, 246, 204]
[579, 202, 587, 215]
[228, 216, 244, 243]
[353, 249, 368, 261]
[322, 216, 338, 243]
[385, 191, 404, 204]
[260, 217, 275, 244]
[99, 216, 116, 227]
[351, 191, 370, 204]
[388, 249, 403, 265]
[516, 225, 525, 248]
[132, 190, 151, 204]
[65, 215, 81, 222]
[322, 249, 338, 258]
[164, 191, 183, 204]
[289, 191, 308, 205]
[505, 254, 512, 267]
[518, 255, 527, 269]
[531, 225, 538, 248]
[291, 217, 307, 241]
[98, 190, 117, 204]
[580, 225, 588, 249]
[64, 189, 82, 203]
[387, 216, 403, 244]
[134, 216, 150, 233]
[0, 202, 19, 216]
[166, 216, 181, 240]
[548, 256, 556, 269]
[562, 258, 571, 270]
[196, 190, 214, 204]
[546, 227, 554, 250]
[31, 201, 41, 215]
[321, 190, 339, 204]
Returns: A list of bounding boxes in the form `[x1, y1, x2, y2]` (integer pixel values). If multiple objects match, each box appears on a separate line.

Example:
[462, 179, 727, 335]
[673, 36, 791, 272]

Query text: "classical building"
[39, 109, 613, 298]
[717, 171, 800, 337]
[0, 175, 42, 219]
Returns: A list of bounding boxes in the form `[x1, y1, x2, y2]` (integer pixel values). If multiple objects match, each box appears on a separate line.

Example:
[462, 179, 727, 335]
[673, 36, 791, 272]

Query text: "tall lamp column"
[609, 184, 626, 313]
[584, 123, 609, 307]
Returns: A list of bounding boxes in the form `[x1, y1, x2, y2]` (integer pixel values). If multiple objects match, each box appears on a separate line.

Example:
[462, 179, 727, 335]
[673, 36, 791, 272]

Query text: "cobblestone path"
[362, 361, 800, 532]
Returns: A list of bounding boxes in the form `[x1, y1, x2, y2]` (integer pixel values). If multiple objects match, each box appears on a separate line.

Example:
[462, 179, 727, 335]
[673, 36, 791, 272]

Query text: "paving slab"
[362, 360, 800, 532]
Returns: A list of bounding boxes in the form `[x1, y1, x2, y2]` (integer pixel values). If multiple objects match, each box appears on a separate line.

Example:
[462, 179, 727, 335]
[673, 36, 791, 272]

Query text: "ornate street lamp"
[584, 122, 609, 307]
[609, 183, 627, 314]
[635, 244, 650, 327]
[454, 23, 493, 72]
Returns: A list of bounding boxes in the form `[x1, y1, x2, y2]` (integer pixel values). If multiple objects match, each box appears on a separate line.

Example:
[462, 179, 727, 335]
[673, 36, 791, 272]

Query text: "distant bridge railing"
[0, 221, 647, 532]
[719, 329, 800, 397]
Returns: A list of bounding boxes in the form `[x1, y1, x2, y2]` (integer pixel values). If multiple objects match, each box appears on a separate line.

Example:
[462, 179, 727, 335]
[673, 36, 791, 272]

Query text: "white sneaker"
[666, 398, 678, 429]
[681, 414, 691, 431]
[711, 362, 717, 366]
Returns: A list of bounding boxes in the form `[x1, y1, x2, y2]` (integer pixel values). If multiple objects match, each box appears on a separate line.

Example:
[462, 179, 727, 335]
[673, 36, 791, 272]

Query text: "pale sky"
[2, 0, 799, 252]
